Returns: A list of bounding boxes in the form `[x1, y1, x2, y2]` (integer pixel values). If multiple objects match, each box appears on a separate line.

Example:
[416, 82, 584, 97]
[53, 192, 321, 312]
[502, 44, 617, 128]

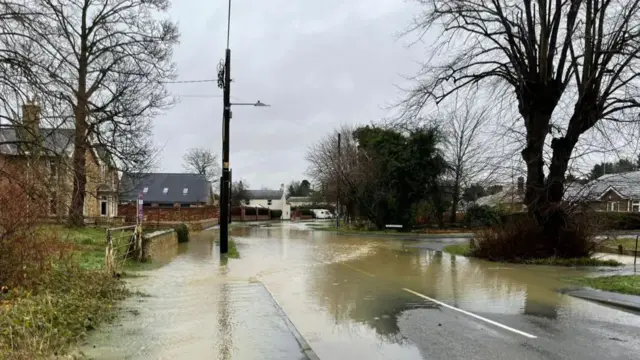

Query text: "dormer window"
[163, 188, 168, 194]
[143, 187, 149, 193]
[183, 188, 188, 195]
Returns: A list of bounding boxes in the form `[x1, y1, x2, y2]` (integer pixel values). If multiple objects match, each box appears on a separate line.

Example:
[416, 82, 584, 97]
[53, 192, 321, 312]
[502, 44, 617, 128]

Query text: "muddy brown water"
[81, 222, 640, 359]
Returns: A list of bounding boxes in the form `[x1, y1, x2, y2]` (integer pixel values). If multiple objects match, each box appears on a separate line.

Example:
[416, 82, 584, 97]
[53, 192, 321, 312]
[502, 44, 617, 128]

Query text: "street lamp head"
[254, 100, 270, 107]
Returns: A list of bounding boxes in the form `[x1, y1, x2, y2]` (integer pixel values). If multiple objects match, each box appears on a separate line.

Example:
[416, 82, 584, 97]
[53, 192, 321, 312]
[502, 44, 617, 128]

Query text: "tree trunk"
[449, 174, 461, 224]
[68, 111, 87, 227]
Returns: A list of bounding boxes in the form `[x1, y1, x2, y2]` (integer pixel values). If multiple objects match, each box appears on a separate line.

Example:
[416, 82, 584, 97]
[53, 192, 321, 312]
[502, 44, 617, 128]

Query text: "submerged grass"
[228, 238, 240, 259]
[442, 243, 622, 267]
[572, 275, 640, 296]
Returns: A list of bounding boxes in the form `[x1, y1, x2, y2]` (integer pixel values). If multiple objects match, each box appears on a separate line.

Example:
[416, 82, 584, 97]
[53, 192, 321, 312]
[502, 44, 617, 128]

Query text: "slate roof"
[246, 189, 283, 200]
[0, 125, 74, 156]
[567, 171, 640, 200]
[475, 187, 524, 207]
[120, 173, 210, 204]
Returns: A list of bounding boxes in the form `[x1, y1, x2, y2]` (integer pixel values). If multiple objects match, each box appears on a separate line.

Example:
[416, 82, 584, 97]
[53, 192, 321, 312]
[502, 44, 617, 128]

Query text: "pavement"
[562, 288, 640, 314]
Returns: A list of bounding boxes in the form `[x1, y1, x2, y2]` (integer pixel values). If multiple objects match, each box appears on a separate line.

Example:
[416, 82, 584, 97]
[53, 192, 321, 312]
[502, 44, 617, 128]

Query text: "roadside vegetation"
[0, 180, 137, 359]
[573, 275, 640, 296]
[228, 238, 240, 259]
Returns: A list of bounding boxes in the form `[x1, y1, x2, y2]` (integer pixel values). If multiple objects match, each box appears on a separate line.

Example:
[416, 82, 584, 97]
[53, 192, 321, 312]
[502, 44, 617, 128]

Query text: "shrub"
[463, 205, 502, 228]
[472, 205, 599, 261]
[270, 209, 282, 219]
[0, 166, 73, 288]
[599, 212, 640, 230]
[174, 223, 189, 243]
[299, 209, 313, 216]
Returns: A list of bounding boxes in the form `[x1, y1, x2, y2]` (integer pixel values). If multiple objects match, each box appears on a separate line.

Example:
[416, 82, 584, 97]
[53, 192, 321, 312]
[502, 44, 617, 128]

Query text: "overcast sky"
[153, 0, 423, 189]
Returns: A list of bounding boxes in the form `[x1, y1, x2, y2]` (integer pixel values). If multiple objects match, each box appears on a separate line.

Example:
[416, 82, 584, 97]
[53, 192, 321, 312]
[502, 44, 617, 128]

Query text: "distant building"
[566, 171, 640, 212]
[120, 173, 210, 207]
[245, 184, 291, 220]
[473, 177, 526, 212]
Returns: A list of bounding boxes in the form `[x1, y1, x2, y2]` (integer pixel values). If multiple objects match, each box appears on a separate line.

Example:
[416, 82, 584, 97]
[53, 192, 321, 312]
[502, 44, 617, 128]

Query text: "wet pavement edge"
[262, 283, 321, 360]
[561, 288, 640, 315]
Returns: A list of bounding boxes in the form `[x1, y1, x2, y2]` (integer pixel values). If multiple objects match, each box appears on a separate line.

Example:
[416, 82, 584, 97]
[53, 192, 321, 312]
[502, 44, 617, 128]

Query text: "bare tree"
[16, 0, 179, 226]
[405, 0, 640, 232]
[438, 95, 492, 222]
[182, 147, 220, 182]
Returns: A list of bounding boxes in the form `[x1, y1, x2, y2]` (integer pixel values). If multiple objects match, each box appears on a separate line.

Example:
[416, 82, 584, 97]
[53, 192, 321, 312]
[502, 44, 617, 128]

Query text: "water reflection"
[306, 242, 570, 341]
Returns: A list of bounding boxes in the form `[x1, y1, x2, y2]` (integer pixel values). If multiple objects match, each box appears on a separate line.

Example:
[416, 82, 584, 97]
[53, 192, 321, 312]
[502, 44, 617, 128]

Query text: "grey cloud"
[153, 0, 424, 189]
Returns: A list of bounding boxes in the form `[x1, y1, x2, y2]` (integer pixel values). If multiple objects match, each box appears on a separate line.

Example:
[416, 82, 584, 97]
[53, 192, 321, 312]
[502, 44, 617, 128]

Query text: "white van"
[311, 209, 333, 219]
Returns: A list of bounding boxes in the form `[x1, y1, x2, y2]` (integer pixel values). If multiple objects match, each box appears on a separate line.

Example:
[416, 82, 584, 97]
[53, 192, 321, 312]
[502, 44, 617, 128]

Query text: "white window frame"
[607, 201, 620, 212]
[183, 188, 188, 195]
[143, 187, 149, 193]
[632, 200, 640, 213]
[267, 200, 272, 206]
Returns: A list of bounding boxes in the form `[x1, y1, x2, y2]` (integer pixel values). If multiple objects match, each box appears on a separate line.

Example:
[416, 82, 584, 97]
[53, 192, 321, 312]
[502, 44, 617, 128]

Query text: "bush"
[299, 209, 313, 216]
[471, 207, 599, 261]
[174, 223, 189, 243]
[270, 209, 282, 219]
[463, 205, 502, 228]
[599, 212, 640, 230]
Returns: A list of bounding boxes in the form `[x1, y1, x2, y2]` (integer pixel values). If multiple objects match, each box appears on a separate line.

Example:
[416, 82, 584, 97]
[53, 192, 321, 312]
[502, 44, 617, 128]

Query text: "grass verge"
[442, 243, 622, 266]
[601, 237, 640, 251]
[0, 266, 131, 359]
[572, 275, 640, 296]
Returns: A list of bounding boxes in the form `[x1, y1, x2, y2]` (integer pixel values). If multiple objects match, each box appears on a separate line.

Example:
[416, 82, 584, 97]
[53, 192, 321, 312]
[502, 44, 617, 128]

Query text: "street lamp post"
[217, 1, 270, 254]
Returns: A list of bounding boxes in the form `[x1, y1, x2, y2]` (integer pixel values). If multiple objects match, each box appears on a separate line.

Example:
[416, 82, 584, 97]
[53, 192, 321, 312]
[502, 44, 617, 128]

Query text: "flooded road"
[84, 222, 640, 359]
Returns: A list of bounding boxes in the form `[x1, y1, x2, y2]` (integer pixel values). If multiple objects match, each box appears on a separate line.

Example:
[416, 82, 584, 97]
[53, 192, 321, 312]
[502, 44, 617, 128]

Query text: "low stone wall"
[142, 229, 178, 260]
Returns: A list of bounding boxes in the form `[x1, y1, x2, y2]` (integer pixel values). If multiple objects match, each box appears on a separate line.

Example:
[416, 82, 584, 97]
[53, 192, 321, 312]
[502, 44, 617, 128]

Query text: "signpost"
[137, 192, 144, 222]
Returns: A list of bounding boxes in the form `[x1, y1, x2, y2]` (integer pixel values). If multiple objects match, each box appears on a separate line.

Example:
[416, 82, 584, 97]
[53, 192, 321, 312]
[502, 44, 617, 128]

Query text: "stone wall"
[119, 204, 219, 223]
[142, 229, 178, 260]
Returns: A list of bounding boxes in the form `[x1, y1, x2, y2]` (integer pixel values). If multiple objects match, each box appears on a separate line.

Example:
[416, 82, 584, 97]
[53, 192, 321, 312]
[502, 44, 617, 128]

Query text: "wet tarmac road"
[84, 222, 640, 359]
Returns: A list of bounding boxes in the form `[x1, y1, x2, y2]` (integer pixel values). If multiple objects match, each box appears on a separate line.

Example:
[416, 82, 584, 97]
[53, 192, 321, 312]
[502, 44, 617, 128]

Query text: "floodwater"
[82, 222, 640, 360]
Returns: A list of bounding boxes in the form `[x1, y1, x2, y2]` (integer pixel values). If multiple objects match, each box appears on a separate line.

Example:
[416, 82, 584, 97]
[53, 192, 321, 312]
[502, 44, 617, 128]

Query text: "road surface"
[84, 222, 640, 359]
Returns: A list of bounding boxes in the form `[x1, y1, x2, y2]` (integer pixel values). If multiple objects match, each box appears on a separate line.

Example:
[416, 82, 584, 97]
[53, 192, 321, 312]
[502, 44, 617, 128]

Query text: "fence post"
[105, 229, 114, 276]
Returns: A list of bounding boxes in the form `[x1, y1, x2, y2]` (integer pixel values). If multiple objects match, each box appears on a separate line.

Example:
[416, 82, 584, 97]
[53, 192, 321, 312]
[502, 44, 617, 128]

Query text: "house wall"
[246, 194, 291, 220]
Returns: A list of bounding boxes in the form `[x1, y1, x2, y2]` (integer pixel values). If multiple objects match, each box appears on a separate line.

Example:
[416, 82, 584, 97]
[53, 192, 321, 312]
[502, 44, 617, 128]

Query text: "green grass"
[0, 266, 133, 359]
[602, 237, 640, 251]
[443, 243, 472, 256]
[228, 238, 240, 259]
[442, 242, 622, 266]
[573, 275, 640, 296]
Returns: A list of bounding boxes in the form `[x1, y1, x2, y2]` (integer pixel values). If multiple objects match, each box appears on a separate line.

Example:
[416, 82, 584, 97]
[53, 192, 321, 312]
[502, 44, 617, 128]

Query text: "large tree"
[19, 0, 178, 226]
[405, 0, 640, 239]
[183, 148, 220, 181]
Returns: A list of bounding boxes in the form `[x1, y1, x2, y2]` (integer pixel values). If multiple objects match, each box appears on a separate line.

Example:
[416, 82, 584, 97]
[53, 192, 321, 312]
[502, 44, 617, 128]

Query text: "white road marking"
[402, 287, 538, 339]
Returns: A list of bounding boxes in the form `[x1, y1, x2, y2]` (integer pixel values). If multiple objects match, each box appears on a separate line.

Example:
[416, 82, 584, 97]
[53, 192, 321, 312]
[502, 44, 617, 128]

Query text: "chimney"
[20, 98, 41, 153]
[517, 176, 524, 195]
[280, 183, 284, 190]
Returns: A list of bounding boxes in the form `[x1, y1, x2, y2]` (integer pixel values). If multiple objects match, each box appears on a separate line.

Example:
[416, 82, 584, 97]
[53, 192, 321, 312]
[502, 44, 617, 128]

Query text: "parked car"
[311, 209, 334, 219]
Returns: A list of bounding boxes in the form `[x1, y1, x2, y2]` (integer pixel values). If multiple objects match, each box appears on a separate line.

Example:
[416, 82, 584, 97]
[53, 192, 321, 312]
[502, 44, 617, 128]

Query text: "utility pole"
[336, 132, 341, 228]
[218, 0, 232, 254]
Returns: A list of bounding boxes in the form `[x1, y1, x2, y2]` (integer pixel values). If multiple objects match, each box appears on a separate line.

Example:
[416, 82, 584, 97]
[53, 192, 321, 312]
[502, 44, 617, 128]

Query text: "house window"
[267, 200, 272, 206]
[49, 160, 57, 180]
[100, 196, 108, 216]
[143, 187, 149, 193]
[245, 199, 250, 205]
[633, 201, 640, 213]
[607, 201, 620, 212]
[183, 188, 188, 195]
[163, 188, 168, 194]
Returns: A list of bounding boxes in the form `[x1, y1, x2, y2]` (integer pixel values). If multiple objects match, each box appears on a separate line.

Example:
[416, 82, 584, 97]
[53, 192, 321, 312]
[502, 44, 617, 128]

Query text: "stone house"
[0, 101, 119, 220]
[245, 184, 292, 220]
